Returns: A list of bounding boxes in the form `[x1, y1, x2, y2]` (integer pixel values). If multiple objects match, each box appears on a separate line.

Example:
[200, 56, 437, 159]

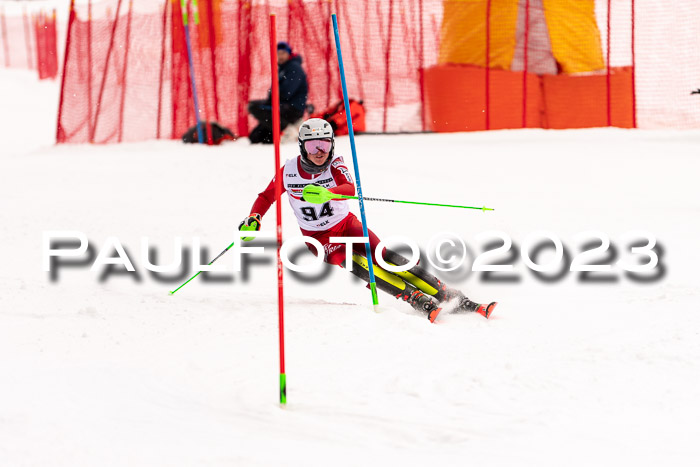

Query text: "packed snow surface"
[1, 69, 699, 466]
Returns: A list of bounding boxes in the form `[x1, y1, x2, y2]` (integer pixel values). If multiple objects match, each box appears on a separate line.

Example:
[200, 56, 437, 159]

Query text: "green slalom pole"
[168, 240, 234, 295]
[302, 185, 494, 212]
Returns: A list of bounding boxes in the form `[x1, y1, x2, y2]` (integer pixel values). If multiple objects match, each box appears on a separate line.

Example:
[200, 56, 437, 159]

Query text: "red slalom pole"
[269, 14, 286, 406]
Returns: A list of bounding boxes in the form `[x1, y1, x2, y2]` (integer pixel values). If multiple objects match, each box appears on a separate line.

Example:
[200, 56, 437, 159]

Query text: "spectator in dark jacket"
[248, 41, 308, 144]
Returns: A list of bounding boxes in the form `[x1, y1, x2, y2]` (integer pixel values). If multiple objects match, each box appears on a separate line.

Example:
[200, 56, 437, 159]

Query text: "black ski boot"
[398, 284, 443, 323]
[453, 294, 479, 313]
[451, 292, 497, 318]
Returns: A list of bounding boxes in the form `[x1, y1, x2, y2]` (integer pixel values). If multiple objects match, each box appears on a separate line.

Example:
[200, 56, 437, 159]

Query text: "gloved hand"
[302, 184, 337, 204]
[238, 213, 261, 241]
[300, 183, 320, 202]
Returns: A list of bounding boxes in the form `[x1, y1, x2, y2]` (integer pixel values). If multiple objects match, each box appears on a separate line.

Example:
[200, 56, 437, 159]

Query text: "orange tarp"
[438, 0, 519, 70]
[430, 0, 621, 131]
[543, 67, 634, 128]
[542, 0, 604, 73]
[423, 65, 541, 131]
[439, 0, 604, 74]
[423, 65, 634, 131]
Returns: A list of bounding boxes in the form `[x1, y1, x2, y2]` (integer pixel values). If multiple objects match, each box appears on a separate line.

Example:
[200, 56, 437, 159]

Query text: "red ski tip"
[476, 302, 497, 319]
[428, 306, 443, 323]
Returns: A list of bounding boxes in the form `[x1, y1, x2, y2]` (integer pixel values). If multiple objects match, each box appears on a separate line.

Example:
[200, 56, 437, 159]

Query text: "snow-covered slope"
[1, 69, 699, 466]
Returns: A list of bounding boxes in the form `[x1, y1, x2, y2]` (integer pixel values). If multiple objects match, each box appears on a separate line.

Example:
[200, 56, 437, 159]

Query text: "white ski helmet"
[298, 118, 334, 174]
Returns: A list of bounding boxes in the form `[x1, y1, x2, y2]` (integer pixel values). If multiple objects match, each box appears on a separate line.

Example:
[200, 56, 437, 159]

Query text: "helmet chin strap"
[300, 154, 331, 174]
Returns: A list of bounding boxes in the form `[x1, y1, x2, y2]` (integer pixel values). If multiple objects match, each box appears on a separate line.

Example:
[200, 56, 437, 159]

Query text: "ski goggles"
[304, 139, 332, 155]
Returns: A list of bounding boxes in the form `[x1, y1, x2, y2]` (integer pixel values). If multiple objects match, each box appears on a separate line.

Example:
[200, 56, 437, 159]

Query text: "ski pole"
[168, 240, 234, 295]
[302, 184, 494, 211]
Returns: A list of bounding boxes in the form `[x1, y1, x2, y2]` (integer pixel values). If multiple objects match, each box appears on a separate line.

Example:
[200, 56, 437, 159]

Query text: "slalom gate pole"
[332, 14, 380, 311]
[55, 0, 75, 143]
[179, 0, 204, 143]
[270, 14, 286, 406]
[191, 0, 213, 144]
[168, 240, 235, 295]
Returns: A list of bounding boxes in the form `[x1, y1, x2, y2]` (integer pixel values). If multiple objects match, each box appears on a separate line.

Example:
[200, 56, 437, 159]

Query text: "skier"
[239, 118, 496, 322]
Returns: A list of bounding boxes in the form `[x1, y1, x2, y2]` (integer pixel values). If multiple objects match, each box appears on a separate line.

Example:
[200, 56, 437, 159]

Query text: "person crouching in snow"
[239, 118, 495, 321]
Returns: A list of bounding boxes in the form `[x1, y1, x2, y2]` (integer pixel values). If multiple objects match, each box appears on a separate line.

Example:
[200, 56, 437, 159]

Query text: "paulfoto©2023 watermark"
[42, 230, 665, 284]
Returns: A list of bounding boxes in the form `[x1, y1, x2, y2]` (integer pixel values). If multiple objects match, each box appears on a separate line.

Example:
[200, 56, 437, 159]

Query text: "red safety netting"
[1, 4, 60, 80]
[34, 10, 59, 79]
[0, 7, 35, 70]
[56, 0, 170, 143]
[55, 0, 700, 144]
[57, 0, 444, 143]
[176, 0, 441, 137]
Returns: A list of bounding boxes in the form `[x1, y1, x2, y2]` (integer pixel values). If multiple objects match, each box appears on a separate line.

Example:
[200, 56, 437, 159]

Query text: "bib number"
[301, 202, 334, 222]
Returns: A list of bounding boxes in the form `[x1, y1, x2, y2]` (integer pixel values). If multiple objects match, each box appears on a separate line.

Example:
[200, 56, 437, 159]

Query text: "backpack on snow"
[182, 122, 237, 145]
[310, 99, 366, 136]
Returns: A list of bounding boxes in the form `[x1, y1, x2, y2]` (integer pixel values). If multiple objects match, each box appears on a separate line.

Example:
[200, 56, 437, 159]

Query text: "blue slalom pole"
[179, 0, 204, 144]
[332, 14, 379, 310]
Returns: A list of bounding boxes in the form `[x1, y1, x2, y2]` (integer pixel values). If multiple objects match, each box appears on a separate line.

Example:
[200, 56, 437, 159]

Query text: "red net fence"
[55, 0, 700, 144]
[0, 3, 59, 79]
[34, 10, 59, 79]
[0, 5, 36, 70]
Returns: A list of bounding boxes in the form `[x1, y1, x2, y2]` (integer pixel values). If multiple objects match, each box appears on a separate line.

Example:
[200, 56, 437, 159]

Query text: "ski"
[429, 301, 497, 322]
[428, 306, 442, 323]
[475, 302, 498, 319]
